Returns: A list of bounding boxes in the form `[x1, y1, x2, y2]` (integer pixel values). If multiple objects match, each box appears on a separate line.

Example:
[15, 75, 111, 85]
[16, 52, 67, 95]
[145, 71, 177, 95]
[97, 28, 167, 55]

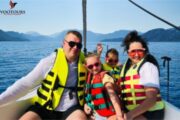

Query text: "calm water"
[0, 40, 180, 108]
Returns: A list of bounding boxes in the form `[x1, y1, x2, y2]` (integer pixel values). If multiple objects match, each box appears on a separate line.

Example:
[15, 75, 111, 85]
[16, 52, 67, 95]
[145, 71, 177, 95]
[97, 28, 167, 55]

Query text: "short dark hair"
[66, 30, 82, 43]
[105, 48, 119, 57]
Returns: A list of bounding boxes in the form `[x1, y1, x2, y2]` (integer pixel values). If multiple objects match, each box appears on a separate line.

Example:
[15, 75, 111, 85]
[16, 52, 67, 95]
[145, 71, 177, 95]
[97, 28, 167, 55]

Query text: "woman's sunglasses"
[128, 49, 145, 57]
[65, 40, 82, 49]
[86, 62, 100, 69]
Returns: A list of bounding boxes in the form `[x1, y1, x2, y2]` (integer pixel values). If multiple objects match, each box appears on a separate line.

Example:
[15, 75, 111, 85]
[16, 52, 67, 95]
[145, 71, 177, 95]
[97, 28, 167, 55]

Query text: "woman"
[119, 31, 165, 120]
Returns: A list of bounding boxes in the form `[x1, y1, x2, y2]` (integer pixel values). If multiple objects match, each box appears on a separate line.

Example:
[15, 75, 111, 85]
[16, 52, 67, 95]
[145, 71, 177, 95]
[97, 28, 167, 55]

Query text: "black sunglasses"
[108, 59, 118, 64]
[65, 40, 82, 49]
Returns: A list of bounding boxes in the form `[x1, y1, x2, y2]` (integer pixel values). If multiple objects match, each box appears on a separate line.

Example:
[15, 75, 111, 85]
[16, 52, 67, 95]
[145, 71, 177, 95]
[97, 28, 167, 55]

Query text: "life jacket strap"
[93, 102, 112, 110]
[92, 83, 104, 88]
[85, 93, 104, 101]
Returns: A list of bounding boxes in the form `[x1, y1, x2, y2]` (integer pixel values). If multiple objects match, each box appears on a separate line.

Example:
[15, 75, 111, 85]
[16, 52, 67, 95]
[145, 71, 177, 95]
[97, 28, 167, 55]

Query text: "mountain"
[100, 28, 180, 42]
[100, 37, 124, 42]
[0, 30, 29, 41]
[100, 30, 130, 40]
[51, 29, 130, 42]
[86, 30, 129, 42]
[0, 29, 55, 41]
[50, 30, 69, 41]
[26, 31, 42, 36]
[1, 28, 179, 42]
[142, 28, 180, 42]
[23, 31, 55, 41]
[50, 30, 102, 42]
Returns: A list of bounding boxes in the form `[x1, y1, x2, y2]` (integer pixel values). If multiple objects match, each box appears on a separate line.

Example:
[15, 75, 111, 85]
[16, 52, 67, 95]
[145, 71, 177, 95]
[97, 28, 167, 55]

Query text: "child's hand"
[97, 43, 103, 57]
[84, 104, 95, 120]
[107, 114, 125, 120]
[116, 115, 125, 120]
[84, 103, 92, 115]
[116, 62, 123, 68]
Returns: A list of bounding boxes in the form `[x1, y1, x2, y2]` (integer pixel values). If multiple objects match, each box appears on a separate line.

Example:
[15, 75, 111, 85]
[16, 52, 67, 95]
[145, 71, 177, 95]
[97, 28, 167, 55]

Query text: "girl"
[84, 53, 124, 120]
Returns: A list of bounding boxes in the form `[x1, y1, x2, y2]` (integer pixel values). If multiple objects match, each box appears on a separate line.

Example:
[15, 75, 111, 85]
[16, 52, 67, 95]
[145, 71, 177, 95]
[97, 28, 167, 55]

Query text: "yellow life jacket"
[32, 48, 87, 110]
[102, 63, 121, 82]
[119, 58, 164, 111]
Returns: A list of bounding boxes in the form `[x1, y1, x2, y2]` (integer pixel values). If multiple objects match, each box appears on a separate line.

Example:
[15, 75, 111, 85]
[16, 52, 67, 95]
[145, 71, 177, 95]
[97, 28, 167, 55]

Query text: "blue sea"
[0, 40, 180, 108]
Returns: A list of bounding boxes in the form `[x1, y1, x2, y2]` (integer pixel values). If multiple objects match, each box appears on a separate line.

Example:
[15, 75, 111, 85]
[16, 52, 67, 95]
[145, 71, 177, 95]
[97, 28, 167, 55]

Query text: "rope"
[128, 0, 180, 31]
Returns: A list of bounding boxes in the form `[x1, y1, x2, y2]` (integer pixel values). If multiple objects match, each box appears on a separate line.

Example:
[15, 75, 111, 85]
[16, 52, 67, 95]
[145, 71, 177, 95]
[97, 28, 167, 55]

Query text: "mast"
[82, 0, 87, 55]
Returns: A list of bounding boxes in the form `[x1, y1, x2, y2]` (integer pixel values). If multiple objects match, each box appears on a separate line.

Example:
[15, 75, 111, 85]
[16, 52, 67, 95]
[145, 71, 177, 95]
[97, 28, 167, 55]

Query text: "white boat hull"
[0, 95, 179, 120]
[164, 101, 180, 120]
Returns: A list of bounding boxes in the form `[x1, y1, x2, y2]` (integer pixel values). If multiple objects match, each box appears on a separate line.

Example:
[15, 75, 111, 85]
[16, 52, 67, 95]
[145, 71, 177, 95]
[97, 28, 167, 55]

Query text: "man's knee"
[19, 111, 41, 120]
[66, 109, 87, 120]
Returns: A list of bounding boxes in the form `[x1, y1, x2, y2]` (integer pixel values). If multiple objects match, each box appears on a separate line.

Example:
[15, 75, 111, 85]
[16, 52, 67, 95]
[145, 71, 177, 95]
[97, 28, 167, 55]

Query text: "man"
[0, 30, 88, 120]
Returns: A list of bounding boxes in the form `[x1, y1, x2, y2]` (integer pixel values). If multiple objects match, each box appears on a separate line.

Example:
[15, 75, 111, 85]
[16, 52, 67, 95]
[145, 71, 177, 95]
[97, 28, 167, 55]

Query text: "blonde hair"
[85, 52, 100, 64]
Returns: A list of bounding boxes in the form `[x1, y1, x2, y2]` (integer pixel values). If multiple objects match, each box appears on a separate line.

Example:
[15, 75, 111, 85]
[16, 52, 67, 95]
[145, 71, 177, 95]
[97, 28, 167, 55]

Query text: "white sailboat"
[0, 88, 179, 120]
[0, 0, 179, 120]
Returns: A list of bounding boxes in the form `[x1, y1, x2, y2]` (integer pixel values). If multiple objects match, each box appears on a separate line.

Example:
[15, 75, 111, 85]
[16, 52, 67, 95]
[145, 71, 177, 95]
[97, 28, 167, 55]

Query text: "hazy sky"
[0, 0, 179, 35]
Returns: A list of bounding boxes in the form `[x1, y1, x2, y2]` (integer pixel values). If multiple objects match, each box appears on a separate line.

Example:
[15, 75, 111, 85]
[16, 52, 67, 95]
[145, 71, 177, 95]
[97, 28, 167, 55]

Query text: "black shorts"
[143, 109, 165, 120]
[25, 104, 83, 120]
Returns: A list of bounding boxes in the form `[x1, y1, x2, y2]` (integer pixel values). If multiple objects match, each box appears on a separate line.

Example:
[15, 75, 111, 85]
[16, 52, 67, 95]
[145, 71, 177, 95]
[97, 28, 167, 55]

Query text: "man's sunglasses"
[65, 40, 82, 49]
[86, 62, 100, 69]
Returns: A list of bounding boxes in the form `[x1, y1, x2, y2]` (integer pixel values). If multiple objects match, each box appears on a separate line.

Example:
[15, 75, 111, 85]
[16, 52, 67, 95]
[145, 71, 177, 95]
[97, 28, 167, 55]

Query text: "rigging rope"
[128, 0, 180, 31]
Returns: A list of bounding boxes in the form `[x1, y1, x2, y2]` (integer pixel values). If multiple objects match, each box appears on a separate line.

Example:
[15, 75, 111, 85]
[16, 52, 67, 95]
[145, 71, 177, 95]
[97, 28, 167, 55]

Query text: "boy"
[97, 43, 122, 83]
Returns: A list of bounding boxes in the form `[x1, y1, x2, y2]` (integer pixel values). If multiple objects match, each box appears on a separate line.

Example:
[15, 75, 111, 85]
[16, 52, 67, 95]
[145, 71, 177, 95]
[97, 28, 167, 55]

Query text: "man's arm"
[0, 53, 55, 106]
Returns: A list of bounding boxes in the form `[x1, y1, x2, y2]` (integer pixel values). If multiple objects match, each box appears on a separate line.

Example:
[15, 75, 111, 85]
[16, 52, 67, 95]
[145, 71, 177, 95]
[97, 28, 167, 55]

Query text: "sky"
[0, 0, 179, 35]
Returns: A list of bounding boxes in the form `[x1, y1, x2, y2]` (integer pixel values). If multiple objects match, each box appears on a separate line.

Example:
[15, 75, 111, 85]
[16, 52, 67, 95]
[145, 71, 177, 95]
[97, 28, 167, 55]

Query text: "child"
[97, 44, 122, 97]
[97, 43, 122, 83]
[84, 53, 124, 120]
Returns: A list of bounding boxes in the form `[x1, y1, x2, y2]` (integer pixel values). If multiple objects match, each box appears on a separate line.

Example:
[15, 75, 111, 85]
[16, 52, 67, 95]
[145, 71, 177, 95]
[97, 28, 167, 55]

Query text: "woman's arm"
[126, 62, 161, 120]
